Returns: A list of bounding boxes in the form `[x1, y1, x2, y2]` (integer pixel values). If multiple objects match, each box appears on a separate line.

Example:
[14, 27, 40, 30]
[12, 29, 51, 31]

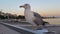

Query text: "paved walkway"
[0, 24, 20, 34]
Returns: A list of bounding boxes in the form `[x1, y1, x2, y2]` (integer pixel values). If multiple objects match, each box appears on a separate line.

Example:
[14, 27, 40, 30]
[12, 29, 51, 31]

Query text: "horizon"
[0, 0, 60, 16]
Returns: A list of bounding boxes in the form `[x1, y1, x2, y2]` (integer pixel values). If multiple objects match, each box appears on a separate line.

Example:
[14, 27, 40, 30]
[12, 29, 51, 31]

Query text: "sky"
[0, 0, 60, 16]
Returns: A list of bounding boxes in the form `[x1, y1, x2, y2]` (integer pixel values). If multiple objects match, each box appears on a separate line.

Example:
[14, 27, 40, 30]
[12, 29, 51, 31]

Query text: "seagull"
[19, 4, 48, 26]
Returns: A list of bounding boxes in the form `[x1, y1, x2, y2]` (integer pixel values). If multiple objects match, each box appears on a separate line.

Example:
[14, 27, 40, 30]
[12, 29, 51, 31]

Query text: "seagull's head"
[19, 4, 31, 9]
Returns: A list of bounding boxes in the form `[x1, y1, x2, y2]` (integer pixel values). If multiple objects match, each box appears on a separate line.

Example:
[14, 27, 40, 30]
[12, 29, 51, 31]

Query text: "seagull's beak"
[19, 6, 24, 8]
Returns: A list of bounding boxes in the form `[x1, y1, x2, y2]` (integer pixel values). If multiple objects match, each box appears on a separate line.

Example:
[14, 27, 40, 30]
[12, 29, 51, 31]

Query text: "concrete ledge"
[0, 23, 35, 34]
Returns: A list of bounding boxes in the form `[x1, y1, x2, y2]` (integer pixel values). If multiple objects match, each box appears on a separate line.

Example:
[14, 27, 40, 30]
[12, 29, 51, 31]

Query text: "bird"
[19, 4, 48, 26]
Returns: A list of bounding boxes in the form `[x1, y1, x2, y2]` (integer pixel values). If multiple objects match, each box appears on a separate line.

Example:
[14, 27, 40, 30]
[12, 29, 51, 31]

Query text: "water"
[43, 18, 60, 24]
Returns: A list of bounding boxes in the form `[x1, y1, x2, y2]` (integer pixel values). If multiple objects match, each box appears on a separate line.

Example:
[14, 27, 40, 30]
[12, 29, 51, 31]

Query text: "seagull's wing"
[33, 12, 49, 25]
[0, 23, 35, 34]
[33, 12, 44, 25]
[33, 12, 42, 18]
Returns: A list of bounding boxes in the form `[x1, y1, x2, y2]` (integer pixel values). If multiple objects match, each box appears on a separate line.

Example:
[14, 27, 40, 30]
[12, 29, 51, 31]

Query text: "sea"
[43, 18, 60, 24]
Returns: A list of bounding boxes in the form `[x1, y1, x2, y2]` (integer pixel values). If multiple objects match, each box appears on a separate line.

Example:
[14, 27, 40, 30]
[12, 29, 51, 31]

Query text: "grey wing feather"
[33, 12, 42, 18]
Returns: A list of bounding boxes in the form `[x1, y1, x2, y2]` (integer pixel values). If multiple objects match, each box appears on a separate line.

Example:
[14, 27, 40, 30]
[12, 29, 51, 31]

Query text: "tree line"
[0, 11, 25, 19]
[0, 15, 25, 19]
